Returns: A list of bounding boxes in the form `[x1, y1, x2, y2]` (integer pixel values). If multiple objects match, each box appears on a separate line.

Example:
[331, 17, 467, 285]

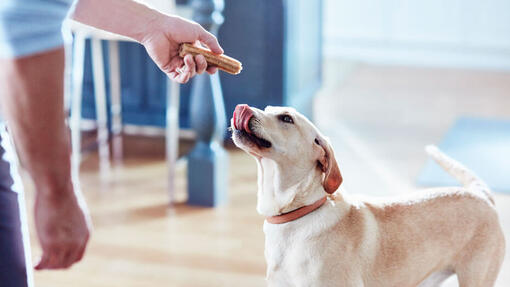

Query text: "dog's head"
[231, 104, 342, 215]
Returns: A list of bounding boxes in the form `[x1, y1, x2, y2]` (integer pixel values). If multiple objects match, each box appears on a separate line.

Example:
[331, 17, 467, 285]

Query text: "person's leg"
[0, 125, 32, 287]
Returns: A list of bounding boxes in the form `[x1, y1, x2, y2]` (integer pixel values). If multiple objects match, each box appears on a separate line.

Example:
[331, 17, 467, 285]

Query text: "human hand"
[34, 184, 91, 270]
[141, 15, 224, 84]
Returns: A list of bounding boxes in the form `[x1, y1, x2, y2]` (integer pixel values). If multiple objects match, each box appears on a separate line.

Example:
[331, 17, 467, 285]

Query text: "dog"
[231, 104, 505, 287]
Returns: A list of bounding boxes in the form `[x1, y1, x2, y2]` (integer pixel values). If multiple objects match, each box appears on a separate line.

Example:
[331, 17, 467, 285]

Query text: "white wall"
[324, 0, 510, 70]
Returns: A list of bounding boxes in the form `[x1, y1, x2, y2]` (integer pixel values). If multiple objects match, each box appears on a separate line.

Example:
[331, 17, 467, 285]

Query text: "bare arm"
[71, 0, 224, 83]
[0, 48, 90, 270]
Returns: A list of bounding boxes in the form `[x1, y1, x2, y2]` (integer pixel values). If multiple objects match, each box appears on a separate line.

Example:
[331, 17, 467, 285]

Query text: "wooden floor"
[26, 147, 267, 287]
[26, 61, 510, 286]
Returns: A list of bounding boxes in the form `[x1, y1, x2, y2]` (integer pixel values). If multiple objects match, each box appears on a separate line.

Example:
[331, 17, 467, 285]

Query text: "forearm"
[0, 48, 72, 195]
[71, 0, 164, 42]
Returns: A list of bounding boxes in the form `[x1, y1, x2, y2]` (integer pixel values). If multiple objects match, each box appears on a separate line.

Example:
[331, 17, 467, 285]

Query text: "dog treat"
[179, 43, 242, 75]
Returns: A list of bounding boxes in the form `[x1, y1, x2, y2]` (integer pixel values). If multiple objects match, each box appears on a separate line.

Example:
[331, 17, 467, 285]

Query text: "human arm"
[0, 48, 91, 270]
[71, 0, 224, 83]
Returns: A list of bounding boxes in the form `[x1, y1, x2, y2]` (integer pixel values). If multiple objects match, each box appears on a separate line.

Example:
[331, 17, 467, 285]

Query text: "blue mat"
[417, 117, 510, 194]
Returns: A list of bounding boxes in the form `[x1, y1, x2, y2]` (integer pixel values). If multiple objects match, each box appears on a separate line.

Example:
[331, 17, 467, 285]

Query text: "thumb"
[198, 29, 224, 54]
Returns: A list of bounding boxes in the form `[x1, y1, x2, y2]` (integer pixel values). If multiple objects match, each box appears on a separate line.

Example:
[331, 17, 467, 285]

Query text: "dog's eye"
[278, 114, 294, 124]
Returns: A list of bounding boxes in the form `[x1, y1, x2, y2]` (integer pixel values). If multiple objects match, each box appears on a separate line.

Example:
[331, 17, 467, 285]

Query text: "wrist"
[138, 13, 172, 44]
[34, 170, 74, 197]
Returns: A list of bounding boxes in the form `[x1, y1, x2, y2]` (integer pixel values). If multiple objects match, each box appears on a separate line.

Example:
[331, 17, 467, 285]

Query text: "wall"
[324, 0, 510, 70]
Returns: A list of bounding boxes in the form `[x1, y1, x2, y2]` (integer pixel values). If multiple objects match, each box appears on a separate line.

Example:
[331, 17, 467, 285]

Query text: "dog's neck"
[266, 196, 328, 224]
[255, 157, 325, 217]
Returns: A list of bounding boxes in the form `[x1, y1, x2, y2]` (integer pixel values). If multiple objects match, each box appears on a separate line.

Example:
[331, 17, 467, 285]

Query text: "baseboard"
[79, 119, 196, 139]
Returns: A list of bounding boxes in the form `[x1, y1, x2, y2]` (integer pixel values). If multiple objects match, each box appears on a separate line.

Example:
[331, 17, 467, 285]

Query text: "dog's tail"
[425, 145, 494, 205]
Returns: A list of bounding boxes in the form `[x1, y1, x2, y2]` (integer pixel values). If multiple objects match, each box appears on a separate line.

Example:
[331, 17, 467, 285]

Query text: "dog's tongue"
[233, 104, 253, 133]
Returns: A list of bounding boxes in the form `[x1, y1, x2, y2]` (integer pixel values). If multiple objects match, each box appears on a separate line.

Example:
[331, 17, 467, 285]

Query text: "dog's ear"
[315, 136, 342, 194]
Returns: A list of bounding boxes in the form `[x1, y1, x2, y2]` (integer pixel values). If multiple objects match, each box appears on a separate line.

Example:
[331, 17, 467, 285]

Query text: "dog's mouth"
[236, 129, 272, 148]
[232, 104, 272, 149]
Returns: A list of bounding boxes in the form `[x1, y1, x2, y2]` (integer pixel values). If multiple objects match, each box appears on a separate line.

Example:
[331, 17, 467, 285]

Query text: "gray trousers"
[0, 125, 33, 287]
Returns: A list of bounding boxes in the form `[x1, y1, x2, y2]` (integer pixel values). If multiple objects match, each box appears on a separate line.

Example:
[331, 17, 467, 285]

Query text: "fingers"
[206, 66, 218, 75]
[35, 236, 89, 270]
[177, 54, 194, 83]
[34, 250, 52, 270]
[62, 241, 88, 269]
[35, 245, 62, 270]
[170, 54, 219, 83]
[35, 249, 80, 270]
[197, 28, 223, 54]
[74, 241, 88, 262]
[75, 230, 90, 263]
[184, 54, 196, 78]
[195, 55, 207, 74]
[58, 249, 76, 269]
[170, 54, 194, 84]
[170, 68, 190, 84]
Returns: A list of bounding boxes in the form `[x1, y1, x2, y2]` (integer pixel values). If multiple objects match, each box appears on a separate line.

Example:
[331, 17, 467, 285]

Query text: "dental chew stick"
[179, 43, 243, 75]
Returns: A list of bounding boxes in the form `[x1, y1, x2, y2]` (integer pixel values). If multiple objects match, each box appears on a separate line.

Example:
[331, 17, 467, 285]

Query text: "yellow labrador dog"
[231, 104, 505, 287]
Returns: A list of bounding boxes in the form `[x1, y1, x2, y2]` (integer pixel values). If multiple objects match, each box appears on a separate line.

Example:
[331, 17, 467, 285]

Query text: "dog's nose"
[233, 104, 253, 133]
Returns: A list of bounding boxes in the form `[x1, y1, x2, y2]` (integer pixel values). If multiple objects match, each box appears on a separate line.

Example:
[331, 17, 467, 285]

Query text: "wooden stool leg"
[108, 40, 123, 163]
[91, 38, 111, 175]
[166, 79, 180, 204]
[63, 26, 73, 114]
[71, 33, 86, 174]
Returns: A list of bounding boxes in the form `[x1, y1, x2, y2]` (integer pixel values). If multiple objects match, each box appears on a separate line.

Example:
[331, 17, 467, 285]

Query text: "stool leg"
[166, 79, 180, 204]
[70, 33, 86, 174]
[62, 25, 73, 115]
[108, 40, 123, 163]
[91, 38, 111, 175]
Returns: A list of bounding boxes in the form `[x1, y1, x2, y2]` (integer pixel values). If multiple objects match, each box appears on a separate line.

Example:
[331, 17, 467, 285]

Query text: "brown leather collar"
[266, 196, 328, 224]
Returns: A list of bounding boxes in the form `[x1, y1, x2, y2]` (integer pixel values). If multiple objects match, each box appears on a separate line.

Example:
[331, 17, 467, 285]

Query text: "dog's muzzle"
[232, 104, 272, 148]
